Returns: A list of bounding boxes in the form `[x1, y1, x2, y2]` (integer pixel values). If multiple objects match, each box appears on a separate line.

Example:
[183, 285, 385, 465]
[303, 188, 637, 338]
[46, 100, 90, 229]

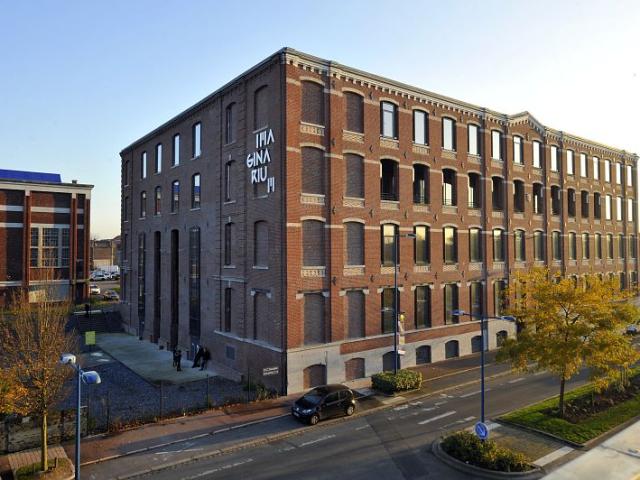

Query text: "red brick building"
[0, 169, 92, 306]
[120, 48, 639, 394]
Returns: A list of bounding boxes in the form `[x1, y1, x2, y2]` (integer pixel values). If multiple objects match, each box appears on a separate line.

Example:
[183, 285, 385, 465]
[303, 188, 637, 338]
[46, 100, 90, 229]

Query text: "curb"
[431, 438, 544, 479]
[496, 419, 585, 449]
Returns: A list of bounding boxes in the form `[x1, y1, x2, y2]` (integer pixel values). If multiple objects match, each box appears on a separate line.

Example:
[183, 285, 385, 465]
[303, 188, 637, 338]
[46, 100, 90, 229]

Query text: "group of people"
[172, 345, 211, 372]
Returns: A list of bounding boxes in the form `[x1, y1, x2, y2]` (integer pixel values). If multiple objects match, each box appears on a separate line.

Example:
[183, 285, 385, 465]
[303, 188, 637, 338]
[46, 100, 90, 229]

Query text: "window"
[533, 183, 544, 214]
[380, 159, 399, 201]
[471, 335, 482, 353]
[606, 234, 614, 259]
[569, 232, 577, 260]
[469, 228, 482, 263]
[551, 186, 561, 215]
[444, 284, 459, 325]
[254, 85, 269, 129]
[413, 110, 428, 145]
[493, 176, 505, 211]
[345, 153, 364, 198]
[443, 227, 458, 264]
[630, 235, 637, 259]
[604, 159, 611, 182]
[532, 140, 541, 168]
[567, 150, 574, 175]
[345, 222, 364, 266]
[189, 227, 201, 337]
[137, 233, 146, 324]
[580, 153, 588, 177]
[416, 345, 431, 364]
[192, 123, 201, 158]
[380, 101, 397, 138]
[415, 286, 431, 329]
[593, 156, 600, 180]
[140, 191, 147, 218]
[468, 124, 480, 155]
[493, 229, 505, 262]
[224, 161, 233, 202]
[628, 198, 634, 222]
[155, 144, 162, 173]
[627, 165, 633, 187]
[123, 195, 129, 220]
[514, 136, 523, 164]
[594, 192, 601, 219]
[513, 180, 524, 213]
[224, 288, 232, 332]
[494, 280, 506, 316]
[581, 191, 589, 218]
[301, 81, 324, 125]
[346, 291, 365, 339]
[224, 223, 233, 266]
[381, 224, 398, 266]
[254, 221, 269, 267]
[615, 162, 622, 184]
[172, 134, 180, 166]
[552, 231, 562, 260]
[345, 92, 364, 133]
[582, 233, 590, 259]
[225, 103, 236, 144]
[381, 288, 397, 334]
[302, 147, 326, 195]
[470, 282, 483, 318]
[191, 173, 201, 209]
[616, 196, 623, 221]
[445, 340, 459, 358]
[442, 169, 457, 206]
[514, 229, 525, 261]
[468, 173, 481, 209]
[171, 180, 179, 212]
[154, 186, 161, 215]
[605, 194, 612, 220]
[141, 151, 147, 179]
[619, 234, 626, 258]
[595, 233, 602, 259]
[550, 145, 558, 171]
[414, 225, 430, 265]
[497, 330, 508, 347]
[568, 188, 576, 217]
[491, 130, 502, 160]
[442, 117, 456, 151]
[413, 164, 429, 204]
[303, 220, 325, 267]
[123, 160, 130, 186]
[534, 231, 544, 261]
[29, 227, 70, 267]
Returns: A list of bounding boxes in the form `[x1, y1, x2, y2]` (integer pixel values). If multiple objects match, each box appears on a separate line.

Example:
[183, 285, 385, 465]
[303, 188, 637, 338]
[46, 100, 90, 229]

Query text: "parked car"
[90, 271, 108, 281]
[103, 290, 119, 301]
[626, 324, 639, 335]
[89, 284, 100, 295]
[291, 384, 356, 425]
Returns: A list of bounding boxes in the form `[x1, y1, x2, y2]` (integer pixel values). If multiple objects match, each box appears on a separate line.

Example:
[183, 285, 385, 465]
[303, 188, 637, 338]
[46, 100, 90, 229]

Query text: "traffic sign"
[474, 422, 489, 440]
[85, 331, 96, 346]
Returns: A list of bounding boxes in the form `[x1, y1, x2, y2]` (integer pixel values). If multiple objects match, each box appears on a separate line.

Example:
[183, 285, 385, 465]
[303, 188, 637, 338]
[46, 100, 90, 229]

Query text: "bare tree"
[0, 269, 76, 472]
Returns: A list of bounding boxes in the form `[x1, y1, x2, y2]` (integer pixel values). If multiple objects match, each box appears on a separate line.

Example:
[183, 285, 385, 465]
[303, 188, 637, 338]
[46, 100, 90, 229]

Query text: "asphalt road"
[84, 366, 590, 480]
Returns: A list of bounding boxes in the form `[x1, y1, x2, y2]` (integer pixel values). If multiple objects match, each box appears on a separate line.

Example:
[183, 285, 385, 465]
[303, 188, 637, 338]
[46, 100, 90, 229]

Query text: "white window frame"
[550, 145, 558, 171]
[605, 195, 612, 220]
[616, 196, 623, 221]
[604, 159, 611, 182]
[627, 165, 633, 187]
[566, 150, 574, 175]
[580, 153, 587, 177]
[593, 156, 599, 180]
[491, 130, 501, 160]
[442, 117, 455, 151]
[532, 141, 541, 168]
[468, 124, 479, 155]
[615, 162, 622, 184]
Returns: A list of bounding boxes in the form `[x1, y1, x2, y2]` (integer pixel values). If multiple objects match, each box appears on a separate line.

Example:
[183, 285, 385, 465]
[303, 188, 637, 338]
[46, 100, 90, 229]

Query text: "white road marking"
[154, 448, 203, 455]
[299, 434, 336, 447]
[442, 416, 476, 429]
[394, 405, 409, 411]
[534, 371, 546, 376]
[459, 389, 490, 398]
[534, 446, 574, 466]
[508, 377, 525, 384]
[409, 401, 423, 406]
[278, 446, 295, 453]
[435, 401, 448, 406]
[355, 424, 371, 431]
[421, 407, 436, 412]
[418, 410, 456, 425]
[180, 458, 254, 479]
[463, 416, 475, 421]
[486, 421, 501, 431]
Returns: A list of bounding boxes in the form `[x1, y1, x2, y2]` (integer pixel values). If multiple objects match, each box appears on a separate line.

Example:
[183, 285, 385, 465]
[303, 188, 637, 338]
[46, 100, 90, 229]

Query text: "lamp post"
[60, 353, 102, 480]
[392, 231, 415, 374]
[451, 310, 515, 425]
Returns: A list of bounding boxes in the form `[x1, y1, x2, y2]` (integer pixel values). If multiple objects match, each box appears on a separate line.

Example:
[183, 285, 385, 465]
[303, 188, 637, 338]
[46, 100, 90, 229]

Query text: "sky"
[1, 0, 638, 239]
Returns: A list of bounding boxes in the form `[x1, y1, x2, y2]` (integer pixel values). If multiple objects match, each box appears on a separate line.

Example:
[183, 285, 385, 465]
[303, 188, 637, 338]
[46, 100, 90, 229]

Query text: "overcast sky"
[1, 0, 638, 238]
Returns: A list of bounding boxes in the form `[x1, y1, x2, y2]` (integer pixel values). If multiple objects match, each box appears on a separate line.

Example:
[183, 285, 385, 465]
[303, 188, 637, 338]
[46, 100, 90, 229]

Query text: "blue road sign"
[475, 422, 489, 440]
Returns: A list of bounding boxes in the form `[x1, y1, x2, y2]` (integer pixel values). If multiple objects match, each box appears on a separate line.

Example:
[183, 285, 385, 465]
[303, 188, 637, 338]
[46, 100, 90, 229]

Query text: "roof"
[0, 169, 61, 183]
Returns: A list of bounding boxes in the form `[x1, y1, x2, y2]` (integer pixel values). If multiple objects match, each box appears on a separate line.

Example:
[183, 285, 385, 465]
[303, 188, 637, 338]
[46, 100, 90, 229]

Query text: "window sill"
[252, 265, 269, 270]
[190, 207, 201, 211]
[223, 140, 237, 147]
[138, 217, 146, 220]
[191, 155, 201, 161]
[223, 265, 236, 269]
[224, 200, 236, 205]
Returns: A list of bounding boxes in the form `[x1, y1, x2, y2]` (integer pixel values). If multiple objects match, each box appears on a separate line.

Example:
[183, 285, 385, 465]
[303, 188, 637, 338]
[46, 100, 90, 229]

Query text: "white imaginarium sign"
[246, 128, 275, 194]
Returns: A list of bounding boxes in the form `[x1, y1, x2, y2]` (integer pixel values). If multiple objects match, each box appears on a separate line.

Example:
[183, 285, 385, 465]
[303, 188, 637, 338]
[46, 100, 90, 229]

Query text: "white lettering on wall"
[247, 128, 276, 195]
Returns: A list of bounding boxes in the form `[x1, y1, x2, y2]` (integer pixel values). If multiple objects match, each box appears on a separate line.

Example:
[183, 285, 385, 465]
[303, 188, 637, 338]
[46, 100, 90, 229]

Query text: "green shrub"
[372, 369, 422, 394]
[441, 431, 531, 473]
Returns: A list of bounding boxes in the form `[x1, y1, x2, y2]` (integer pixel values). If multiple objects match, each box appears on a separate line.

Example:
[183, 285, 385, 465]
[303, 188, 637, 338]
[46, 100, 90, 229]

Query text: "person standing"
[200, 347, 211, 371]
[172, 348, 178, 368]
[192, 346, 204, 368]
[176, 349, 182, 371]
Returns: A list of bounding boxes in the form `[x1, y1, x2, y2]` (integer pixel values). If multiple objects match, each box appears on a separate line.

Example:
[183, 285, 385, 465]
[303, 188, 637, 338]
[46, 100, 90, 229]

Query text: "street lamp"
[60, 353, 102, 480]
[451, 310, 515, 426]
[392, 231, 415, 375]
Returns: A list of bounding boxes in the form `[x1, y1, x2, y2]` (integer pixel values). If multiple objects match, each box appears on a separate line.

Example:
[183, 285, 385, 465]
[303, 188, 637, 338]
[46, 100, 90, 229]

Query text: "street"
[84, 366, 590, 480]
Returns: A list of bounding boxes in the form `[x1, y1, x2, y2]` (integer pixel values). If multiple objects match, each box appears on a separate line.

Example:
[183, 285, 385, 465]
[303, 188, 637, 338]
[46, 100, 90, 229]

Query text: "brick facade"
[120, 48, 639, 394]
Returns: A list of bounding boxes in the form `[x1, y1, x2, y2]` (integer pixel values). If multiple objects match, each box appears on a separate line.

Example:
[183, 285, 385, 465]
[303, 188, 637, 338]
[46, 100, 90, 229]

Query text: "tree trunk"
[40, 412, 48, 472]
[559, 377, 566, 419]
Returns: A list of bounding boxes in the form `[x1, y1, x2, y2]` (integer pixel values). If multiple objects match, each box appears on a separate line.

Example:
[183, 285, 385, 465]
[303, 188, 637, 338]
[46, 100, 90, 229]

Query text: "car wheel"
[345, 404, 355, 416]
[309, 414, 320, 426]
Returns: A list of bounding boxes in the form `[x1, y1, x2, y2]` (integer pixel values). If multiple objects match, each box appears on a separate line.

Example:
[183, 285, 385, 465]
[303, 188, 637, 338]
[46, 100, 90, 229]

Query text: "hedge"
[372, 369, 422, 394]
[441, 431, 531, 472]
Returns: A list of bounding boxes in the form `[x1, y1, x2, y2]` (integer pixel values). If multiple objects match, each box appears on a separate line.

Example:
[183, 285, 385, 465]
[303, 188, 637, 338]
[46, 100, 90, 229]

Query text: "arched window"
[496, 330, 508, 347]
[344, 92, 364, 133]
[301, 147, 325, 195]
[445, 340, 459, 359]
[302, 220, 325, 267]
[344, 222, 364, 266]
[442, 169, 457, 206]
[225, 103, 236, 144]
[345, 153, 364, 198]
[471, 335, 482, 353]
[254, 221, 269, 267]
[303, 364, 326, 388]
[381, 159, 399, 201]
[416, 345, 432, 365]
[301, 81, 325, 125]
[345, 358, 365, 380]
[254, 85, 269, 129]
[383, 351, 401, 372]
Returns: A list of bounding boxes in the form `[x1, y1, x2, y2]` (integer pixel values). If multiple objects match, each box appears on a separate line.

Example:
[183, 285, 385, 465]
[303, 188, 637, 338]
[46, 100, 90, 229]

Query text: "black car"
[291, 384, 356, 425]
